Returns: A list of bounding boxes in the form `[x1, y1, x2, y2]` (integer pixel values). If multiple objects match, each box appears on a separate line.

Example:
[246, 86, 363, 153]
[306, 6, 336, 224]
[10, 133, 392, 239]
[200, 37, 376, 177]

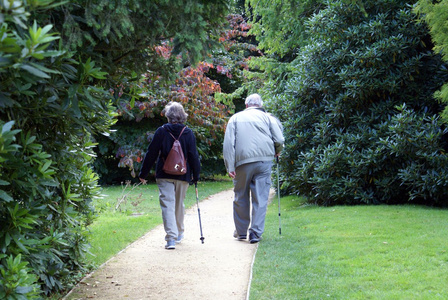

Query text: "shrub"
[0, 1, 113, 296]
[0, 254, 40, 299]
[276, 0, 448, 205]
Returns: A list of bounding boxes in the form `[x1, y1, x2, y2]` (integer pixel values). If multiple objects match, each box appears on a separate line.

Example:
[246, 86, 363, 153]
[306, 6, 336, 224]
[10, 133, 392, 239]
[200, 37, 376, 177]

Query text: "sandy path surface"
[64, 189, 265, 300]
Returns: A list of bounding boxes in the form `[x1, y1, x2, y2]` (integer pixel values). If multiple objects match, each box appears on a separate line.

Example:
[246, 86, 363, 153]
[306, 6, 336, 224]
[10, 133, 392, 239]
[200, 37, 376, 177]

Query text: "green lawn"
[250, 195, 448, 299]
[85, 181, 448, 299]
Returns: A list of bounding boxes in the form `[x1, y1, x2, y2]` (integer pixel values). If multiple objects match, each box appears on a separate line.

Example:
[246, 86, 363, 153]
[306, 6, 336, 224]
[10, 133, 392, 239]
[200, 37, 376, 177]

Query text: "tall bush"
[275, 0, 448, 205]
[0, 0, 114, 296]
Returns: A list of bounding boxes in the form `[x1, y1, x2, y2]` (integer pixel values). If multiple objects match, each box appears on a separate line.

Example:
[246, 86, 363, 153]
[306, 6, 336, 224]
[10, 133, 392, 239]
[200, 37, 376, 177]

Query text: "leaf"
[15, 207, 30, 218]
[40, 180, 59, 187]
[31, 52, 44, 59]
[4, 233, 11, 247]
[71, 95, 81, 117]
[2, 120, 15, 133]
[20, 64, 51, 78]
[40, 24, 55, 38]
[15, 286, 34, 294]
[0, 92, 16, 108]
[33, 50, 65, 58]
[11, 234, 29, 254]
[0, 37, 21, 53]
[39, 160, 52, 173]
[25, 135, 36, 145]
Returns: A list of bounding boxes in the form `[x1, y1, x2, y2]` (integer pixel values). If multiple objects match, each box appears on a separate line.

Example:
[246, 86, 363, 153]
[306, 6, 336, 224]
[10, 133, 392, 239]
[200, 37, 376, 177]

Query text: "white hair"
[163, 102, 188, 124]
[245, 93, 263, 107]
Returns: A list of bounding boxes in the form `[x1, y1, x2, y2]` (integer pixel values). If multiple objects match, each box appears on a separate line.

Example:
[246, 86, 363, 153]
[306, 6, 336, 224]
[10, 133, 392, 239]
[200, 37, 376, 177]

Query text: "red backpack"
[162, 126, 187, 175]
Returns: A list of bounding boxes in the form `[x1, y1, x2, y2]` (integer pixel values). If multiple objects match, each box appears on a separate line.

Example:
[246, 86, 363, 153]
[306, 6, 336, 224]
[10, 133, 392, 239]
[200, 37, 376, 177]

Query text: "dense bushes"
[274, 0, 448, 205]
[0, 1, 114, 297]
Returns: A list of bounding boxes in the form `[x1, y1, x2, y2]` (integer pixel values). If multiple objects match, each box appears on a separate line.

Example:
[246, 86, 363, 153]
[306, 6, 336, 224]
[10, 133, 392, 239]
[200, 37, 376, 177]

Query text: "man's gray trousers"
[233, 161, 272, 238]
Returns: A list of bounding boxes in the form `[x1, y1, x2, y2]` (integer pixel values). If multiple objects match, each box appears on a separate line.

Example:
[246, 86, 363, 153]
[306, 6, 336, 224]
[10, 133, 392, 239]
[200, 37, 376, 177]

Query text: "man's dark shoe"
[233, 230, 246, 241]
[249, 232, 261, 244]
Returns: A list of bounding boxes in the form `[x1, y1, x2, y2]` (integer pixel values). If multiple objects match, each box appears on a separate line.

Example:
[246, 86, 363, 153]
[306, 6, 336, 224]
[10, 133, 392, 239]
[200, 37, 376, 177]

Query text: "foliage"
[415, 1, 448, 62]
[0, 254, 40, 299]
[44, 0, 230, 79]
[414, 0, 448, 122]
[244, 0, 366, 103]
[0, 0, 114, 296]
[240, 0, 323, 110]
[246, 0, 324, 58]
[26, 0, 234, 184]
[95, 13, 261, 184]
[271, 0, 448, 205]
[95, 61, 231, 183]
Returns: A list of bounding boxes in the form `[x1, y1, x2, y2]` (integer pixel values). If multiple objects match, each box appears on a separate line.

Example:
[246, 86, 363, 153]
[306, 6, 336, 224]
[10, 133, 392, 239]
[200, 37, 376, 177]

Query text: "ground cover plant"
[250, 196, 448, 299]
[87, 179, 233, 267]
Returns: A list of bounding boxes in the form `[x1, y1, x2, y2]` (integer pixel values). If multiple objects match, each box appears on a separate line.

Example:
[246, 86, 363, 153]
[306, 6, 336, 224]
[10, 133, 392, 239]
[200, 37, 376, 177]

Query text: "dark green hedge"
[275, 0, 448, 205]
[0, 2, 114, 297]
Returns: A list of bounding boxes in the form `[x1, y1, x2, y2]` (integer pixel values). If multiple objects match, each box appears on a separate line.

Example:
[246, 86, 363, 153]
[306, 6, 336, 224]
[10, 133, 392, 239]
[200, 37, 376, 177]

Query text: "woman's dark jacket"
[138, 123, 201, 183]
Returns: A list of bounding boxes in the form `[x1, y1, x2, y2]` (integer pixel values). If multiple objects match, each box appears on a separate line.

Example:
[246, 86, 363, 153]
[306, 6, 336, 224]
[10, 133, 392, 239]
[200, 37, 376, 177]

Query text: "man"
[223, 93, 284, 243]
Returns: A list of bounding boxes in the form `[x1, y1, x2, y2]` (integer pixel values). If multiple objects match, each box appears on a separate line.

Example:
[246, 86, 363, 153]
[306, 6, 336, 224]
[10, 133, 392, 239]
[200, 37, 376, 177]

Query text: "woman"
[139, 102, 201, 250]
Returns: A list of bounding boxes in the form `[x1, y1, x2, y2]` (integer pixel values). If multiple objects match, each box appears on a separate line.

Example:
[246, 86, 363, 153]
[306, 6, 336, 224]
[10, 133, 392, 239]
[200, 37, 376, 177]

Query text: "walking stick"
[195, 183, 205, 244]
[277, 156, 282, 235]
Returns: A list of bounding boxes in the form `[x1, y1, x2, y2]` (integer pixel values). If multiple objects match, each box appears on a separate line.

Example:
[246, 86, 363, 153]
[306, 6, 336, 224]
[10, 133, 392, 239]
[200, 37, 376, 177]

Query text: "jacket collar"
[245, 106, 266, 113]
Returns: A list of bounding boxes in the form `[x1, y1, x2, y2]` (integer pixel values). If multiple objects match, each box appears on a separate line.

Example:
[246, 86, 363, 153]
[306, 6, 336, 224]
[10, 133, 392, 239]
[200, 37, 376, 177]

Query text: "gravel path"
[64, 188, 265, 300]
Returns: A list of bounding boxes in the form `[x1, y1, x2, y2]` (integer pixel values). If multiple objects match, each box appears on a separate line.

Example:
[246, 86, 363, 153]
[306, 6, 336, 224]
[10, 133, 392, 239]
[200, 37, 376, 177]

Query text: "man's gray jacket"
[223, 107, 285, 173]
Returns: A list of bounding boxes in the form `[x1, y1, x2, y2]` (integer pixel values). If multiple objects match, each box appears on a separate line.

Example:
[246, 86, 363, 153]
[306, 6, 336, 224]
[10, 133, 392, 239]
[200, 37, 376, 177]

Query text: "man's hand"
[228, 171, 236, 179]
[139, 178, 147, 184]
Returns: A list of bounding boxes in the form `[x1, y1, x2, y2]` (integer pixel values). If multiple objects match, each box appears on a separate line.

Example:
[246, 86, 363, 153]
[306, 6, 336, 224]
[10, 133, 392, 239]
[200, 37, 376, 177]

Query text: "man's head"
[245, 93, 263, 108]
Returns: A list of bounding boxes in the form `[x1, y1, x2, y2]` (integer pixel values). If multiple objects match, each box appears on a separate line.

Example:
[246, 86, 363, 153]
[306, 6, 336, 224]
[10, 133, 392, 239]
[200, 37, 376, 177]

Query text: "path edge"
[246, 244, 259, 300]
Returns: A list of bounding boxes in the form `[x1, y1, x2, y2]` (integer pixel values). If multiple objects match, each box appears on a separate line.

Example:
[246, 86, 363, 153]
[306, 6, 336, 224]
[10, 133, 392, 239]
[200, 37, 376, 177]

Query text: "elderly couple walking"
[139, 94, 285, 249]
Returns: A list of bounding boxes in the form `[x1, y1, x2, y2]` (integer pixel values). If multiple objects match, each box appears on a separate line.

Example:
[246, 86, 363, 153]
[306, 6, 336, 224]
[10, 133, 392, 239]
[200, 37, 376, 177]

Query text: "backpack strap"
[163, 125, 187, 141]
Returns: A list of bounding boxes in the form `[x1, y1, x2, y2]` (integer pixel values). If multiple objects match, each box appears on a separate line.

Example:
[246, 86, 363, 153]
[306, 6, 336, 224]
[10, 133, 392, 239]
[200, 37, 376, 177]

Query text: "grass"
[82, 180, 448, 299]
[86, 179, 233, 266]
[250, 195, 448, 299]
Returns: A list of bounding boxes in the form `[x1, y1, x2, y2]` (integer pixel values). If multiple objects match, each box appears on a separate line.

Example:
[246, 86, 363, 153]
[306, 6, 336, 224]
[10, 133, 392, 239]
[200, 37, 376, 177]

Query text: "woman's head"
[163, 102, 188, 124]
[245, 93, 263, 107]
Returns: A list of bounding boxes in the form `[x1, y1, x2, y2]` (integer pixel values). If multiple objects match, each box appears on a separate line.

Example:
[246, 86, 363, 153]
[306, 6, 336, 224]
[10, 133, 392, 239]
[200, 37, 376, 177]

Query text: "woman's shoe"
[233, 230, 247, 241]
[176, 234, 184, 244]
[165, 240, 176, 249]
